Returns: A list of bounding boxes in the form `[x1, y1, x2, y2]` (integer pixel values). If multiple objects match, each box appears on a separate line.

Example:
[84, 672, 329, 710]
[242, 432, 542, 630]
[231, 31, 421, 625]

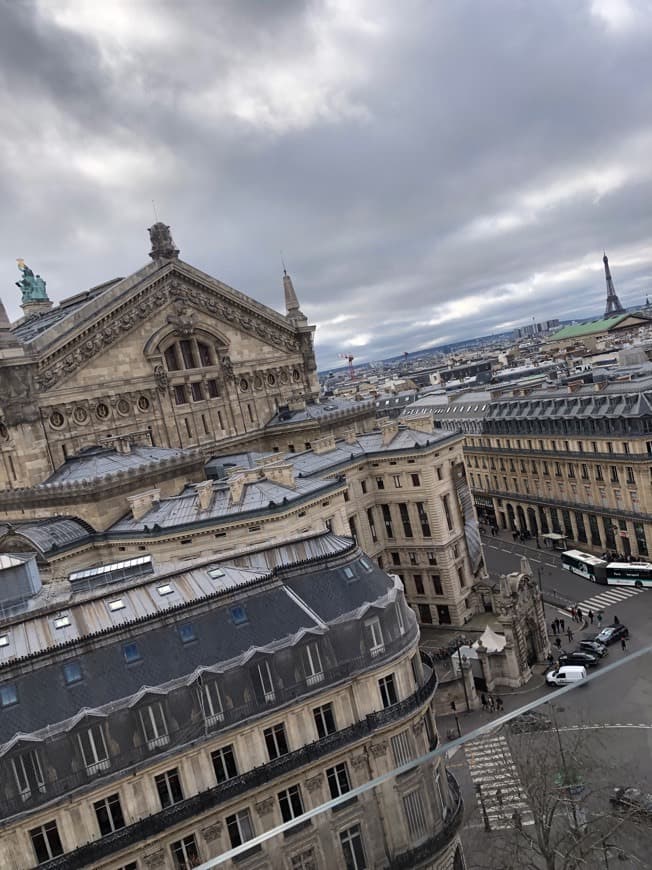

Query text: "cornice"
[33, 265, 306, 391]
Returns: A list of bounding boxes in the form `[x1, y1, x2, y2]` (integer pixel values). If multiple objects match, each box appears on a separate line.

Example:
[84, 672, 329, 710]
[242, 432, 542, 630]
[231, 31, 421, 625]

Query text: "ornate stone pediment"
[34, 269, 301, 391]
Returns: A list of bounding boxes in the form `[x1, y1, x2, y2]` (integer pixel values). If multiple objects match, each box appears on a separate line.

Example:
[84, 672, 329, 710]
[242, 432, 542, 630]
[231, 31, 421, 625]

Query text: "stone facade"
[0, 537, 464, 870]
[0, 230, 321, 490]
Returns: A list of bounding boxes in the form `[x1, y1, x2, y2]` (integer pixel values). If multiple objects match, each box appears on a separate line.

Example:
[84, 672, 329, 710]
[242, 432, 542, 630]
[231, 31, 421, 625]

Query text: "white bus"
[561, 550, 607, 584]
[606, 562, 652, 589]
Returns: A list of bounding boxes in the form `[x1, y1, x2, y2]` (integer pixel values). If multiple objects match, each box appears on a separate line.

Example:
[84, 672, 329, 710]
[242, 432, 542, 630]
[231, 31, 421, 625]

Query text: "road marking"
[465, 734, 534, 830]
[574, 586, 640, 614]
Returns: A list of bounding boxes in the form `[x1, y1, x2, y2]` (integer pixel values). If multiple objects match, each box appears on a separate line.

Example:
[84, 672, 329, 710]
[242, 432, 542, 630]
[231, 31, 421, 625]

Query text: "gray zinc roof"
[42, 444, 197, 485]
[286, 426, 460, 479]
[109, 474, 336, 533]
[0, 517, 94, 554]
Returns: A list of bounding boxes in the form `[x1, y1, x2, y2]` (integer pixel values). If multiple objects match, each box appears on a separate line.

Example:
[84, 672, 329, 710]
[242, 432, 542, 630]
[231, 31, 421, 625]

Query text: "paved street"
[448, 532, 652, 865]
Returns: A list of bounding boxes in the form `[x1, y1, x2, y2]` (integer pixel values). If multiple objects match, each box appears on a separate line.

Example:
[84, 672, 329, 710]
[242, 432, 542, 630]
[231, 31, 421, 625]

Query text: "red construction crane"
[338, 353, 356, 379]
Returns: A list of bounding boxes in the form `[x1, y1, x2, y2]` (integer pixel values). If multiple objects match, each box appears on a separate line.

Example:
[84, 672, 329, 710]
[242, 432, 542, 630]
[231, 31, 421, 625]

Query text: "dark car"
[509, 711, 552, 734]
[595, 624, 629, 646]
[578, 640, 608, 658]
[610, 787, 652, 817]
[558, 650, 599, 668]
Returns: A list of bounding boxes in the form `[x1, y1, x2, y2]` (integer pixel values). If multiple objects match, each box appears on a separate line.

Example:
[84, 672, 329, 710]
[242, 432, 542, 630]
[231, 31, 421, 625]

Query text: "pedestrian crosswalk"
[465, 734, 533, 830]
[573, 585, 639, 617]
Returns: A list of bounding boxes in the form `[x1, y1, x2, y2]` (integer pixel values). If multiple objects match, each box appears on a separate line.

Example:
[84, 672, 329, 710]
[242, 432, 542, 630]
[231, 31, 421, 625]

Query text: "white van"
[546, 665, 587, 687]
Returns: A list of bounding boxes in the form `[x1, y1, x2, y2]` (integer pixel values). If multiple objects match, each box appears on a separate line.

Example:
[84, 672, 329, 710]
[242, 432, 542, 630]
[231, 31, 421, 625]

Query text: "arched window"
[163, 339, 215, 372]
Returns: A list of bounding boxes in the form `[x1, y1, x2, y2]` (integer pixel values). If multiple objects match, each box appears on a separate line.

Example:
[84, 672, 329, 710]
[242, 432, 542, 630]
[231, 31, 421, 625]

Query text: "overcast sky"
[2, 0, 652, 367]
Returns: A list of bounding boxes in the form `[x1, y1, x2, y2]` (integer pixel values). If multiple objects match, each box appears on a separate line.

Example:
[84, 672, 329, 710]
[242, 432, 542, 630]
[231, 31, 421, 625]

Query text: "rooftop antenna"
[152, 200, 159, 222]
[280, 249, 287, 274]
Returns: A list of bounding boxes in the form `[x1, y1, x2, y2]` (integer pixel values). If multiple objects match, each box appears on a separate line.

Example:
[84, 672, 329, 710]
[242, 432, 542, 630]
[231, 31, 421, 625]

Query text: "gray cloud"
[2, 0, 652, 369]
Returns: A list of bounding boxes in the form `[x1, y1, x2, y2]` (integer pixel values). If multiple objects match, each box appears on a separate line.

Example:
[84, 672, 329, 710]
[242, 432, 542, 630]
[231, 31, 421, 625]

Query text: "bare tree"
[463, 711, 652, 870]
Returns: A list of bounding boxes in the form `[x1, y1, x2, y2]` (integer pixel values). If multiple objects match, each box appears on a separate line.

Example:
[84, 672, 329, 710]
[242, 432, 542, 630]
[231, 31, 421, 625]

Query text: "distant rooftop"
[550, 314, 649, 341]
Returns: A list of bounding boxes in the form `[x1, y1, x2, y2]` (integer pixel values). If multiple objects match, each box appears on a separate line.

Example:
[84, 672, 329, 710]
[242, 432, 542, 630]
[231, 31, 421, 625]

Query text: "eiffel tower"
[603, 252, 625, 317]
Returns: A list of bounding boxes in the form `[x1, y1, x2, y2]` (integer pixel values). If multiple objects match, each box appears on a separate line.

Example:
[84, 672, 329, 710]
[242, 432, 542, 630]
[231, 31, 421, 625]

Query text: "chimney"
[127, 488, 160, 521]
[228, 472, 246, 504]
[344, 429, 357, 445]
[380, 419, 399, 446]
[264, 462, 296, 489]
[194, 480, 214, 511]
[312, 434, 337, 454]
[405, 415, 433, 434]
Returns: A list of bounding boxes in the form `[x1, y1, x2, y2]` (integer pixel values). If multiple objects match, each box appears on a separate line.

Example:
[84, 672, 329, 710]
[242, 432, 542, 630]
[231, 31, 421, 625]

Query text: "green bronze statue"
[16, 259, 48, 303]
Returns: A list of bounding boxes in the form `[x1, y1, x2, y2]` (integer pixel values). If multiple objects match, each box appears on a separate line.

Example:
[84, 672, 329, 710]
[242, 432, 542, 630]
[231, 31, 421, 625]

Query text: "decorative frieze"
[369, 740, 388, 758]
[255, 796, 276, 817]
[305, 773, 324, 793]
[200, 820, 223, 843]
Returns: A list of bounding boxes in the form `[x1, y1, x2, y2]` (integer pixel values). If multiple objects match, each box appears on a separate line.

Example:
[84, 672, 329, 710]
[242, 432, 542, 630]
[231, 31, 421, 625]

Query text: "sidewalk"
[437, 663, 549, 741]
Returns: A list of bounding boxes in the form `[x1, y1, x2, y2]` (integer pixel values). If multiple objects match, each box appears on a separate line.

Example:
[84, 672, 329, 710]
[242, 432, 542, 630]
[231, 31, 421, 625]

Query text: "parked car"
[595, 624, 629, 646]
[610, 787, 652, 817]
[578, 640, 608, 658]
[546, 665, 588, 687]
[509, 711, 553, 733]
[558, 650, 599, 668]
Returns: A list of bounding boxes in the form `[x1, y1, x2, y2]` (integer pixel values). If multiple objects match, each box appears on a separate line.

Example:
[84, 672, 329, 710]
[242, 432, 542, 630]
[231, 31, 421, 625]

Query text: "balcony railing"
[37, 655, 438, 870]
[0, 629, 420, 823]
[468, 444, 652, 463]
[388, 771, 463, 869]
[476, 487, 652, 523]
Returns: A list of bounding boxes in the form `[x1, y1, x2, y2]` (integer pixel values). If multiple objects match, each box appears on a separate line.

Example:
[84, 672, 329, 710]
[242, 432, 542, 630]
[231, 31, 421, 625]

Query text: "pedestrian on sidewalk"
[560, 618, 565, 632]
[614, 615, 620, 625]
[570, 606, 575, 621]
[567, 627, 573, 642]
[488, 696, 495, 712]
[588, 609, 594, 625]
[576, 607, 583, 623]
[547, 653, 554, 668]
[551, 620, 557, 636]
[597, 611, 603, 626]
[481, 693, 488, 711]
[621, 637, 627, 652]
[555, 637, 562, 649]
[495, 696, 503, 712]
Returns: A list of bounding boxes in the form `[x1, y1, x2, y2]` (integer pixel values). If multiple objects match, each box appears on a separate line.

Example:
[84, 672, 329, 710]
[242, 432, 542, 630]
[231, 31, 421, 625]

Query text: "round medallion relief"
[117, 399, 131, 416]
[292, 368, 301, 382]
[253, 375, 263, 390]
[0, 423, 8, 440]
[239, 378, 249, 392]
[96, 403, 109, 419]
[280, 370, 289, 384]
[267, 373, 276, 386]
[50, 411, 65, 429]
[137, 396, 150, 411]
[73, 407, 88, 424]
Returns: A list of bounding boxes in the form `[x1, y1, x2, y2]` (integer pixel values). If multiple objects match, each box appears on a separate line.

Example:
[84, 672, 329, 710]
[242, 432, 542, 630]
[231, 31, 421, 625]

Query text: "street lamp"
[475, 783, 492, 832]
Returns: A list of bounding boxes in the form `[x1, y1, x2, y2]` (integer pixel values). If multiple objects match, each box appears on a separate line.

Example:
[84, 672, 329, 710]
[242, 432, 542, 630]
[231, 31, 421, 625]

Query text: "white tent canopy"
[473, 624, 507, 652]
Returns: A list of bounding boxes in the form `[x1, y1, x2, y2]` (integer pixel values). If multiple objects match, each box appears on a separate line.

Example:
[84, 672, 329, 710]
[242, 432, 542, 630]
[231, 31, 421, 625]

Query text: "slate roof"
[0, 533, 409, 748]
[42, 444, 197, 486]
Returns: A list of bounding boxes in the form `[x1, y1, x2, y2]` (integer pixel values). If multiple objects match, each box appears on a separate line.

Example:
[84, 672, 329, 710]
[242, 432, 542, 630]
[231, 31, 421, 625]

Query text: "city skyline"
[2, 1, 652, 368]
